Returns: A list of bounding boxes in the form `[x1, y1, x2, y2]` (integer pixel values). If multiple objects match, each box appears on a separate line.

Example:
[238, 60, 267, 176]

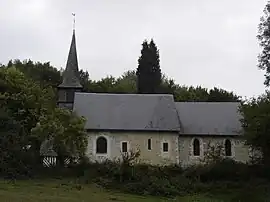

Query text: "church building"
[56, 28, 250, 166]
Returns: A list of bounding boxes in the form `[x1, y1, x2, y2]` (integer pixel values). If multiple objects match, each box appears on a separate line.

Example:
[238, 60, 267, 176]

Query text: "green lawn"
[0, 179, 223, 202]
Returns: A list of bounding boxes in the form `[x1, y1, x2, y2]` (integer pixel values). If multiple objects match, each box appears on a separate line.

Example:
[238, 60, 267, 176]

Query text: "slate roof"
[175, 102, 242, 135]
[73, 93, 181, 132]
[58, 30, 82, 88]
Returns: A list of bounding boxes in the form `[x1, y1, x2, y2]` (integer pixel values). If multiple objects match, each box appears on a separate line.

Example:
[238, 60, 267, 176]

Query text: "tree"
[9, 59, 61, 88]
[0, 108, 28, 177]
[3, 59, 239, 101]
[79, 69, 91, 92]
[114, 70, 137, 93]
[0, 66, 87, 169]
[258, 2, 270, 86]
[31, 108, 87, 164]
[4, 59, 61, 104]
[239, 92, 270, 165]
[136, 39, 162, 93]
[0, 66, 56, 175]
[208, 87, 240, 102]
[0, 66, 54, 136]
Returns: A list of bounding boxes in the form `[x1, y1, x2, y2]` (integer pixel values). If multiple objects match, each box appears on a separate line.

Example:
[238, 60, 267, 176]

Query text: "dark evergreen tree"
[136, 39, 161, 93]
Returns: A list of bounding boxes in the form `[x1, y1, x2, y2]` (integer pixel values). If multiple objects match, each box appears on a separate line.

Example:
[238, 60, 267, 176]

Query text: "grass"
[0, 178, 270, 202]
[0, 179, 223, 202]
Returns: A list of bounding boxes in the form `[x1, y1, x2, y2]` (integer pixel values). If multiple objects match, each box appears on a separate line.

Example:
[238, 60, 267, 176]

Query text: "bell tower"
[57, 14, 82, 110]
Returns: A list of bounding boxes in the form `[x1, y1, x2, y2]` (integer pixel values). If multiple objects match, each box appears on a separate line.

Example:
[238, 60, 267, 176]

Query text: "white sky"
[0, 0, 268, 98]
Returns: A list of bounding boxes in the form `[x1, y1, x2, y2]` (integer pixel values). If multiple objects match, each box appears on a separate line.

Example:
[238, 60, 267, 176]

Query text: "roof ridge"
[75, 92, 174, 97]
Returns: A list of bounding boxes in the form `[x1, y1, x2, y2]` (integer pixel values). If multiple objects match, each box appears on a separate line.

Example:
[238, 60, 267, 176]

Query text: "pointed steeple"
[58, 29, 82, 88]
[57, 15, 82, 110]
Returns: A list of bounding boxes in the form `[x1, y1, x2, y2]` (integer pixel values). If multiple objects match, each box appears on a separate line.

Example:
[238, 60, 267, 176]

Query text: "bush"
[9, 150, 270, 198]
[54, 156, 269, 197]
[183, 159, 251, 182]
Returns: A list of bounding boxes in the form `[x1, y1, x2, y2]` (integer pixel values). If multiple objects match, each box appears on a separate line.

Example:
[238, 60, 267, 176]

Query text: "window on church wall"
[148, 139, 152, 150]
[122, 142, 128, 153]
[163, 142, 169, 152]
[96, 137, 107, 154]
[225, 139, 232, 156]
[193, 138, 200, 156]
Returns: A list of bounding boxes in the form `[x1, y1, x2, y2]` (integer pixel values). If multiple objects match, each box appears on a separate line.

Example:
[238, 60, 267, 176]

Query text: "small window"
[163, 142, 169, 152]
[193, 138, 200, 156]
[96, 137, 107, 154]
[122, 142, 128, 153]
[148, 139, 152, 150]
[66, 90, 74, 102]
[225, 139, 232, 156]
[58, 90, 66, 102]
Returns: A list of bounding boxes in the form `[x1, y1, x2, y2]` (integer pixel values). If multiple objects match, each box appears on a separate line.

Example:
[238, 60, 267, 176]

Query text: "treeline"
[3, 59, 240, 102]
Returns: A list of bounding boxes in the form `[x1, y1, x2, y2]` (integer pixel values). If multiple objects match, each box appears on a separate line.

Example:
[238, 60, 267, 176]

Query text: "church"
[55, 28, 250, 166]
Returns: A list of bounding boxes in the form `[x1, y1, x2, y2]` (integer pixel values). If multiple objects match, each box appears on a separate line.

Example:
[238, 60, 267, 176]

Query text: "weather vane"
[72, 13, 76, 30]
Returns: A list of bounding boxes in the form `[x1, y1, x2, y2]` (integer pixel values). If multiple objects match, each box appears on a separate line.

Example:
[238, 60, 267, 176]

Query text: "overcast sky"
[0, 0, 268, 98]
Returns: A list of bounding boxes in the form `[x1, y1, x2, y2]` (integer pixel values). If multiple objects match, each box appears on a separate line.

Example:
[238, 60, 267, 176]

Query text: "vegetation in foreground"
[0, 179, 224, 202]
[1, 178, 270, 202]
[3, 151, 266, 202]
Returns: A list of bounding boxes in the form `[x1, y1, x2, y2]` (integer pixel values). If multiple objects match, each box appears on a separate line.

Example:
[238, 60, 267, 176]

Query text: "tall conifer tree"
[136, 39, 161, 93]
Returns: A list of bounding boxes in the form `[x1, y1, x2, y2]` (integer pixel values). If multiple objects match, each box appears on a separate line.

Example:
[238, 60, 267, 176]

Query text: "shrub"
[184, 159, 253, 182]
[202, 141, 225, 164]
[15, 148, 270, 198]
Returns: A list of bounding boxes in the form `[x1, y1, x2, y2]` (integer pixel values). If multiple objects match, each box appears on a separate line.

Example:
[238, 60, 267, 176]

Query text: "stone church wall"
[178, 136, 251, 167]
[85, 132, 251, 167]
[86, 131, 179, 165]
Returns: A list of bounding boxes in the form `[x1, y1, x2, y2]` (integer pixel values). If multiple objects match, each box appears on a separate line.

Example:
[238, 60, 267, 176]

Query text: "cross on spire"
[72, 13, 75, 31]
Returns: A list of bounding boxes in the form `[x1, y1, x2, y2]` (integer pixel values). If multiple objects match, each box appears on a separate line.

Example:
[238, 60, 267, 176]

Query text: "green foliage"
[79, 69, 90, 92]
[7, 59, 61, 88]
[188, 159, 251, 182]
[2, 59, 239, 102]
[66, 159, 269, 197]
[0, 109, 30, 177]
[5, 59, 61, 104]
[240, 92, 270, 165]
[136, 39, 162, 94]
[202, 142, 225, 164]
[0, 66, 87, 175]
[0, 66, 54, 176]
[0, 66, 54, 144]
[65, 152, 250, 197]
[208, 87, 239, 102]
[258, 2, 270, 86]
[31, 108, 88, 159]
[114, 70, 137, 93]
[15, 154, 269, 199]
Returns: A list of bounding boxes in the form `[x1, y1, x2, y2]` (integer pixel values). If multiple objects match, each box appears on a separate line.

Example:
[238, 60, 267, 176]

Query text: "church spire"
[58, 13, 82, 88]
[57, 14, 82, 110]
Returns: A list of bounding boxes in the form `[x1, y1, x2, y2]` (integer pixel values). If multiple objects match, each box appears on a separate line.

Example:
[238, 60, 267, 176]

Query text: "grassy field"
[0, 179, 224, 202]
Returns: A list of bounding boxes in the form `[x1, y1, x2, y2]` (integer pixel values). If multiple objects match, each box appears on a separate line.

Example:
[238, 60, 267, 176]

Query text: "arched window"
[225, 139, 232, 157]
[193, 138, 200, 156]
[96, 137, 107, 154]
